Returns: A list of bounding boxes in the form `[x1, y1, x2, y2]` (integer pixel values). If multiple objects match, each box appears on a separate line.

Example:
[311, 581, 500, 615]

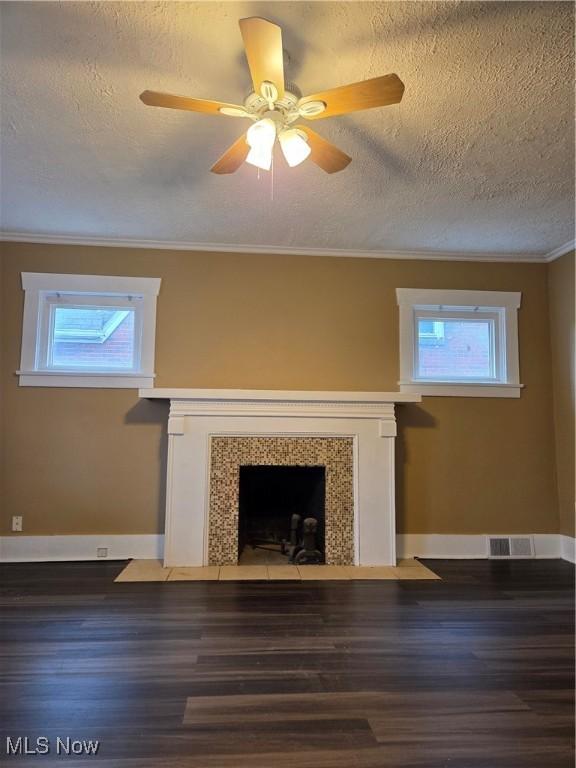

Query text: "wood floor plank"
[0, 558, 573, 766]
[183, 689, 530, 723]
[9, 746, 573, 768]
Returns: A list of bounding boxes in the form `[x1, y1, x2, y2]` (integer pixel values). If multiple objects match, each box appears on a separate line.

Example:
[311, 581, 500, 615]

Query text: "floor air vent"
[488, 536, 534, 558]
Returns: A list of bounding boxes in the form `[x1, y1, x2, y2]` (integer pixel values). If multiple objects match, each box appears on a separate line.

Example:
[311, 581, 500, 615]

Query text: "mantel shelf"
[139, 388, 421, 404]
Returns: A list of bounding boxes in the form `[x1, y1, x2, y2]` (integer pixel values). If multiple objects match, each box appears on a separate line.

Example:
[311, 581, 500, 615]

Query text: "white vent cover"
[510, 537, 534, 557]
[487, 536, 534, 558]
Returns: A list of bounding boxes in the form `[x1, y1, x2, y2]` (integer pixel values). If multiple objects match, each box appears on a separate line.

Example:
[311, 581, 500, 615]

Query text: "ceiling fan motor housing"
[244, 88, 301, 126]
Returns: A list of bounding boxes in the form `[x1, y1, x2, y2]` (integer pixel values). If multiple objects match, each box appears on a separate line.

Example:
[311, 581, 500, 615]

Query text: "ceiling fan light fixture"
[279, 128, 311, 167]
[246, 117, 277, 148]
[245, 117, 277, 171]
[246, 146, 273, 171]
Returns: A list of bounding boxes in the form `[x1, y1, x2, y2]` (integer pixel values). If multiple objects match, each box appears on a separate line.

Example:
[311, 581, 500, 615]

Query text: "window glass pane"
[50, 307, 135, 369]
[416, 318, 494, 380]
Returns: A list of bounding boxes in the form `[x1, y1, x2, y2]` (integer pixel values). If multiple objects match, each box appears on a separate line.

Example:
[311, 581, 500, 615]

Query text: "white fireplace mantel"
[140, 388, 420, 421]
[139, 388, 421, 567]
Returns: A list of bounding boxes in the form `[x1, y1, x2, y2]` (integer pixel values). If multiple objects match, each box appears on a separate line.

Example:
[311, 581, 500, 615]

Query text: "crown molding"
[544, 239, 576, 262]
[0, 230, 557, 264]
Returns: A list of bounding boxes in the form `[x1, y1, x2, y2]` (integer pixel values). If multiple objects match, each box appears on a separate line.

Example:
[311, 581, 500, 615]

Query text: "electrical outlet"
[12, 516, 23, 532]
[96, 547, 108, 559]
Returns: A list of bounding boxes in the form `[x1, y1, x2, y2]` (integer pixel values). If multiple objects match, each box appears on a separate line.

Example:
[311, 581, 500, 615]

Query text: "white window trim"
[18, 273, 161, 388]
[396, 288, 523, 398]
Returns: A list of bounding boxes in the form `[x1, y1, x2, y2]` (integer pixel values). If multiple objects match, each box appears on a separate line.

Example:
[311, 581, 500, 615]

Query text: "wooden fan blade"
[210, 133, 249, 174]
[239, 17, 285, 98]
[299, 127, 352, 173]
[299, 73, 404, 120]
[140, 90, 246, 116]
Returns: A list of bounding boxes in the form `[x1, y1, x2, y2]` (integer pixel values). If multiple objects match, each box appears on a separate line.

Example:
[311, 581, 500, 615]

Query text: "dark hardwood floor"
[0, 559, 574, 767]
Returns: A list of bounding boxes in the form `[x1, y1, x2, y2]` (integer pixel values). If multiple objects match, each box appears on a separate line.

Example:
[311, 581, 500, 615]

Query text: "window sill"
[17, 370, 156, 389]
[399, 381, 523, 398]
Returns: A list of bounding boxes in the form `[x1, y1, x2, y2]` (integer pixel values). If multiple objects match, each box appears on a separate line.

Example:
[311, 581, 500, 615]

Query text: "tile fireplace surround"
[139, 389, 421, 567]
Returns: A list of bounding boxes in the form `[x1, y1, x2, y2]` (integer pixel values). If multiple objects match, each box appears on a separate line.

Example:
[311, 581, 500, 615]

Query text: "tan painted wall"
[548, 251, 575, 537]
[0, 241, 559, 537]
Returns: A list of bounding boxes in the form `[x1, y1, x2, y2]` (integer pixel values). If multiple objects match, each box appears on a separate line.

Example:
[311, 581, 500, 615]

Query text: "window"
[18, 273, 161, 387]
[417, 320, 445, 345]
[396, 288, 522, 397]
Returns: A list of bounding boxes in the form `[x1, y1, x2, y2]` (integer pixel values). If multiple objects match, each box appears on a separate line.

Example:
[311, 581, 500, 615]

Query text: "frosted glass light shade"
[279, 129, 311, 167]
[246, 146, 273, 171]
[245, 118, 277, 172]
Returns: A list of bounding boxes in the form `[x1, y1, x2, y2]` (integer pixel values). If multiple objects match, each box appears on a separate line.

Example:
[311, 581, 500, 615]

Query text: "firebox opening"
[238, 465, 326, 565]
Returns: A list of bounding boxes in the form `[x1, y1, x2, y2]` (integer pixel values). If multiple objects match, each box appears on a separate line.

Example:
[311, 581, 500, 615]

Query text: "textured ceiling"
[1, 1, 574, 257]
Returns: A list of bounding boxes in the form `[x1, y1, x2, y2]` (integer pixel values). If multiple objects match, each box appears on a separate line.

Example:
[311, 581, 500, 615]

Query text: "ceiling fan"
[140, 17, 405, 175]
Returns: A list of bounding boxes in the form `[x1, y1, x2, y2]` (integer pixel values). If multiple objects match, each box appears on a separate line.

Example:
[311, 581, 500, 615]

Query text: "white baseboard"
[397, 533, 574, 561]
[0, 533, 573, 564]
[0, 534, 164, 562]
[397, 534, 486, 559]
[560, 534, 576, 564]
